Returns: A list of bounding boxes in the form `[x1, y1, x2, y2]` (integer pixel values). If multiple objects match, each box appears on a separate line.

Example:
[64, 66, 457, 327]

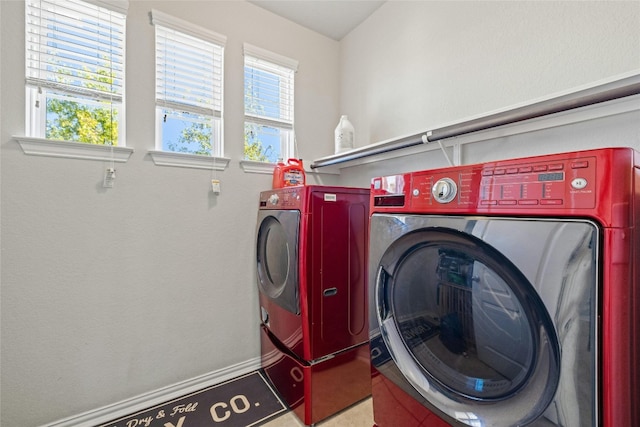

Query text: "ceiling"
[248, 1, 386, 41]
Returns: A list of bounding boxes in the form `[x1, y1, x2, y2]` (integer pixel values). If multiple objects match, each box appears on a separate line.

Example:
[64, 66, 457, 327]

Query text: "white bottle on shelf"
[334, 115, 355, 154]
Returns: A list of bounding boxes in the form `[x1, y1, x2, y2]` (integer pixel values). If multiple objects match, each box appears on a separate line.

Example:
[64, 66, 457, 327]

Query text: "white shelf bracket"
[423, 133, 457, 166]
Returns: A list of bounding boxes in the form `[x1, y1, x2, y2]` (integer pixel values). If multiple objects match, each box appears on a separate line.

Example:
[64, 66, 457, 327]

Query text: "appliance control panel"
[259, 187, 303, 209]
[371, 153, 606, 212]
[411, 155, 597, 210]
[371, 147, 638, 226]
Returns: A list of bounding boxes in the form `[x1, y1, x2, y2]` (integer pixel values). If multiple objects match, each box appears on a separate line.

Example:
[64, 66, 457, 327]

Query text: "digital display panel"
[538, 172, 564, 182]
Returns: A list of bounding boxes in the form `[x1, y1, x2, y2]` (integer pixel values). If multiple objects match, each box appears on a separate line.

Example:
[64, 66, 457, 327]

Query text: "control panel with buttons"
[259, 187, 302, 209]
[410, 155, 597, 210]
[371, 147, 637, 228]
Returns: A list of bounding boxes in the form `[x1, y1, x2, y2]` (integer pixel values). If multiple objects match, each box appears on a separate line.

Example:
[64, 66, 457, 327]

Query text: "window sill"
[148, 150, 230, 170]
[239, 160, 275, 174]
[14, 136, 134, 162]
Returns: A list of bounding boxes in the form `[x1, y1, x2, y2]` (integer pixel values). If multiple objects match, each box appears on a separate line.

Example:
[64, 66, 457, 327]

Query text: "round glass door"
[256, 211, 299, 314]
[376, 227, 560, 424]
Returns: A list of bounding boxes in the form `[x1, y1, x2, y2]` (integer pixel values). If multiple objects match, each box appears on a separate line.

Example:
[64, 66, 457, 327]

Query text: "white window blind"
[154, 26, 223, 117]
[152, 10, 225, 156]
[244, 45, 296, 129]
[26, 0, 125, 103]
[244, 43, 297, 162]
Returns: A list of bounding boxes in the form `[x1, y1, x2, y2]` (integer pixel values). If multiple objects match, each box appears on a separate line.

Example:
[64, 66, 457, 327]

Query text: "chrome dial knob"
[432, 178, 457, 203]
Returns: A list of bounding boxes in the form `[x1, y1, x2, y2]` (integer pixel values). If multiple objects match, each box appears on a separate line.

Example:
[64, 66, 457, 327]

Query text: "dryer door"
[374, 223, 565, 426]
[256, 210, 300, 314]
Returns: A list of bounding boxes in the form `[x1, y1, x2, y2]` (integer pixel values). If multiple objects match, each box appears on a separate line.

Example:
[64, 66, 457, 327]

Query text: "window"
[244, 43, 297, 163]
[25, 0, 127, 146]
[152, 10, 225, 157]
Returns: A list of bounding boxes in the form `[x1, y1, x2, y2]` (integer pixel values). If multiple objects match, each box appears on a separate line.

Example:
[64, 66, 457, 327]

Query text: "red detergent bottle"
[273, 158, 306, 188]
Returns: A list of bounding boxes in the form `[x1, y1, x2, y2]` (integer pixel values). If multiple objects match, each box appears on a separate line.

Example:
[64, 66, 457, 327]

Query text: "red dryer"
[256, 185, 371, 425]
[368, 147, 639, 426]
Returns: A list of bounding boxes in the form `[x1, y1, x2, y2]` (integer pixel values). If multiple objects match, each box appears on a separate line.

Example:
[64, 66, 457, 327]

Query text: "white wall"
[0, 1, 339, 426]
[339, 1, 640, 149]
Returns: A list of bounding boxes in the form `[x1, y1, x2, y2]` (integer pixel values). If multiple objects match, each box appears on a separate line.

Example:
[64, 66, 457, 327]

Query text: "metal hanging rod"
[310, 72, 640, 169]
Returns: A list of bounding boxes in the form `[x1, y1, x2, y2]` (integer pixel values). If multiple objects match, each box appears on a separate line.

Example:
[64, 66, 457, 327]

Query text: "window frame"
[25, 0, 127, 147]
[243, 43, 298, 164]
[151, 9, 226, 159]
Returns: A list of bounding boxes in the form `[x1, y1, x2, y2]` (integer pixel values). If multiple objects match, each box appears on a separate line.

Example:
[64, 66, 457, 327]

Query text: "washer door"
[376, 227, 560, 426]
[256, 210, 300, 314]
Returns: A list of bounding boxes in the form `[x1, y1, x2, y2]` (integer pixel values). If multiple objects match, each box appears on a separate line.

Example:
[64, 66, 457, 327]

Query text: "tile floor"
[262, 397, 374, 427]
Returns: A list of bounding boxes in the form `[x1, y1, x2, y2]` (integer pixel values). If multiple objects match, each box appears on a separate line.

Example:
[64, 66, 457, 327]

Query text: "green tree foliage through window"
[46, 97, 118, 145]
[167, 120, 212, 156]
[44, 60, 120, 145]
[244, 123, 270, 162]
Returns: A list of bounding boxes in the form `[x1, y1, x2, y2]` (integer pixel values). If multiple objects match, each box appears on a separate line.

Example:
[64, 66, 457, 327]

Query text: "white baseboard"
[44, 357, 262, 427]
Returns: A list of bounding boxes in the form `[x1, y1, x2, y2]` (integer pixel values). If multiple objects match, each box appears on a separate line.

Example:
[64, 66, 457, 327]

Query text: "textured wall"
[339, 1, 640, 148]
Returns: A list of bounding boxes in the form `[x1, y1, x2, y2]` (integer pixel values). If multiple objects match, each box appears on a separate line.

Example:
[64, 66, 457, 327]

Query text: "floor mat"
[98, 371, 287, 427]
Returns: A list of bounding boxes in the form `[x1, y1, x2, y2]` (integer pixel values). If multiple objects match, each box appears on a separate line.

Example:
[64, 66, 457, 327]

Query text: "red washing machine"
[368, 147, 639, 426]
[256, 185, 372, 426]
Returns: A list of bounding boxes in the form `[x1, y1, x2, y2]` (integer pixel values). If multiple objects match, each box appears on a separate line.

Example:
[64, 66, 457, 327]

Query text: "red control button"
[480, 200, 497, 205]
[482, 170, 494, 176]
[498, 200, 517, 205]
[506, 168, 519, 174]
[533, 165, 548, 172]
[518, 166, 533, 173]
[548, 163, 564, 171]
[518, 199, 539, 205]
[571, 161, 589, 169]
[540, 199, 563, 205]
[494, 169, 506, 175]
